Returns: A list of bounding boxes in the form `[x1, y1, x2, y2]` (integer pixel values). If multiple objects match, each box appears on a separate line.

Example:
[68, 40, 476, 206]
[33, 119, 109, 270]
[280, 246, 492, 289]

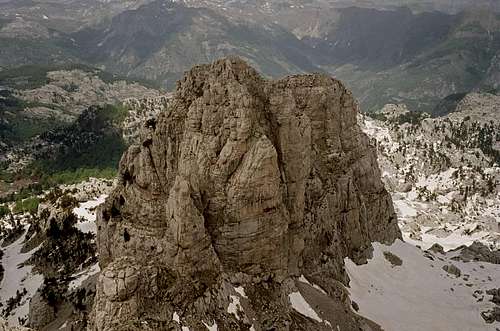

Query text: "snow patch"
[298, 275, 327, 295]
[68, 262, 100, 290]
[346, 240, 500, 331]
[288, 291, 322, 322]
[73, 195, 107, 234]
[202, 320, 218, 331]
[393, 199, 417, 218]
[234, 286, 247, 298]
[0, 229, 43, 325]
[227, 295, 242, 320]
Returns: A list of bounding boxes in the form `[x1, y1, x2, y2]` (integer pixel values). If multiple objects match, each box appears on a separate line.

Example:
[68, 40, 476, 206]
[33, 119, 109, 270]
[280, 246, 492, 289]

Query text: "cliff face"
[90, 57, 400, 330]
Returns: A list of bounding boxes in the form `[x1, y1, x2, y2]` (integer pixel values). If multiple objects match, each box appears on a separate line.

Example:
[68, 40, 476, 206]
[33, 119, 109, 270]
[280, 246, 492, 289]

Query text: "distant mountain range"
[0, 0, 499, 112]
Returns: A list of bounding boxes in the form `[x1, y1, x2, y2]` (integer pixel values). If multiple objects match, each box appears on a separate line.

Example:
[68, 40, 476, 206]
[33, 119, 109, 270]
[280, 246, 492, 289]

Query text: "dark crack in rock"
[89, 57, 401, 331]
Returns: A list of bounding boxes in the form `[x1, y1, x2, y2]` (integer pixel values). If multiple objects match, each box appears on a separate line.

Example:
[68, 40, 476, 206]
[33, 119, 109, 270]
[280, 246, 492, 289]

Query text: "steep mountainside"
[314, 8, 500, 112]
[1, 1, 499, 113]
[0, 65, 158, 146]
[71, 3, 500, 111]
[0, 95, 168, 199]
[72, 0, 320, 88]
[91, 57, 400, 330]
[352, 93, 500, 330]
[0, 0, 154, 33]
[303, 7, 457, 68]
[361, 93, 500, 250]
[0, 59, 498, 331]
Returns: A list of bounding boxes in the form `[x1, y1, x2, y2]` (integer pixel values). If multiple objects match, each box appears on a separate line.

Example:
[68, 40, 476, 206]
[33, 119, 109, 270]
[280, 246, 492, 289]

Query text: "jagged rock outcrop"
[90, 57, 401, 330]
[121, 96, 172, 145]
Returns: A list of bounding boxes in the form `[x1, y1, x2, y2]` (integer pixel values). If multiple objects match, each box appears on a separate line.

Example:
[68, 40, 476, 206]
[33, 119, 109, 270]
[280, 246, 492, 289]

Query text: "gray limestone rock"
[89, 57, 401, 330]
[442, 264, 462, 278]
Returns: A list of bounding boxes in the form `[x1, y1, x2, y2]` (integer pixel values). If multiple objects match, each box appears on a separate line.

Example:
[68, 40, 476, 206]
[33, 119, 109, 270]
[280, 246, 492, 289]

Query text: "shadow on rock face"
[89, 56, 401, 331]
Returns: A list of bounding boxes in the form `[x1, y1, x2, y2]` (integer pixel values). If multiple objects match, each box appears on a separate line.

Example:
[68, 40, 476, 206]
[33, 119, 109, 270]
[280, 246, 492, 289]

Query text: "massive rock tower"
[90, 57, 401, 330]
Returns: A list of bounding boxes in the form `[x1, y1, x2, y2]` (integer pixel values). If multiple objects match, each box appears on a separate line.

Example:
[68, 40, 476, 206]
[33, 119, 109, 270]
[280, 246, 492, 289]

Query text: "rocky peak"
[91, 57, 400, 330]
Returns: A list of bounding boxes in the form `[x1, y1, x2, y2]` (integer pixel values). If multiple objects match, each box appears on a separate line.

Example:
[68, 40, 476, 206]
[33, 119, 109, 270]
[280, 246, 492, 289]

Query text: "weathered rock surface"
[457, 242, 500, 264]
[442, 264, 462, 278]
[0, 319, 32, 331]
[90, 57, 401, 330]
[27, 291, 56, 330]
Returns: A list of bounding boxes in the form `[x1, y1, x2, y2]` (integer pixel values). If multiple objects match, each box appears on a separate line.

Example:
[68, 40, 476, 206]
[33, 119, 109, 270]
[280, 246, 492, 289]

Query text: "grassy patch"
[41, 167, 117, 186]
[0, 204, 9, 218]
[13, 197, 39, 215]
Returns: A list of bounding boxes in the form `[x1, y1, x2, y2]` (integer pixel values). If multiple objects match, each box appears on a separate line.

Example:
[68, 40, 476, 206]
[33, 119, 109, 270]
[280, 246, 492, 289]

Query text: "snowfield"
[353, 113, 500, 330]
[346, 240, 500, 331]
[288, 291, 323, 322]
[0, 229, 43, 325]
[73, 195, 107, 234]
[68, 262, 100, 291]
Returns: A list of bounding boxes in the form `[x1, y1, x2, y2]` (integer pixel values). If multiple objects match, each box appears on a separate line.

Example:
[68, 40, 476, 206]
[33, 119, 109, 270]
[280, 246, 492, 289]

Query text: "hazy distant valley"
[1, 0, 499, 109]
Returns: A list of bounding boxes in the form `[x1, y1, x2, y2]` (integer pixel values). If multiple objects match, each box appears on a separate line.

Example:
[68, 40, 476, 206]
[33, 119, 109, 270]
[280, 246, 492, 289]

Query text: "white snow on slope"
[346, 240, 500, 331]
[202, 320, 218, 331]
[72, 195, 107, 234]
[0, 229, 43, 325]
[234, 286, 247, 298]
[403, 225, 493, 251]
[227, 295, 242, 320]
[288, 291, 322, 322]
[393, 199, 418, 218]
[68, 262, 100, 290]
[298, 275, 327, 295]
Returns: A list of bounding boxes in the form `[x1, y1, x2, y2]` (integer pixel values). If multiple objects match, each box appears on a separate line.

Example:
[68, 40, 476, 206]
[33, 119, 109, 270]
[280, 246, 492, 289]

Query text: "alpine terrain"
[0, 0, 499, 330]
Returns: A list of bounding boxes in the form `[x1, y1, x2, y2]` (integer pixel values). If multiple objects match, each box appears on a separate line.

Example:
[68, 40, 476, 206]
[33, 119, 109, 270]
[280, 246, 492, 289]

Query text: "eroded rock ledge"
[90, 57, 401, 330]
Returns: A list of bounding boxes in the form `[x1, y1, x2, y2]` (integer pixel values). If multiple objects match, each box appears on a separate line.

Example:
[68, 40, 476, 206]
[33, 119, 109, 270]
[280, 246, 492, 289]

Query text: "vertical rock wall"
[90, 57, 400, 330]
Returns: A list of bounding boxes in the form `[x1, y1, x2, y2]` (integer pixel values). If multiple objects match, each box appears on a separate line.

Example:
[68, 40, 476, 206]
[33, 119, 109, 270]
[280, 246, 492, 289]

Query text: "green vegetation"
[22, 103, 127, 187]
[34, 134, 125, 175]
[431, 92, 468, 118]
[0, 204, 9, 218]
[95, 103, 129, 125]
[0, 182, 44, 204]
[0, 172, 14, 183]
[1, 115, 63, 142]
[1, 103, 126, 202]
[32, 212, 96, 278]
[0, 64, 52, 90]
[0, 167, 116, 205]
[396, 111, 429, 125]
[0, 90, 66, 141]
[13, 197, 39, 215]
[41, 167, 117, 186]
[40, 277, 66, 309]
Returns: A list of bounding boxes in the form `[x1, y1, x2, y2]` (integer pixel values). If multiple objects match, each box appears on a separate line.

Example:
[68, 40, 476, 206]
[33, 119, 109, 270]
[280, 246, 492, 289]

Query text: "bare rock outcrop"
[0, 319, 32, 331]
[90, 57, 401, 330]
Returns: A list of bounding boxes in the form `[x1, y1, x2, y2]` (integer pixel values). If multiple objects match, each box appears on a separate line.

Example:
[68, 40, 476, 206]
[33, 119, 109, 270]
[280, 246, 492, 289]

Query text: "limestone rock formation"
[90, 57, 401, 330]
